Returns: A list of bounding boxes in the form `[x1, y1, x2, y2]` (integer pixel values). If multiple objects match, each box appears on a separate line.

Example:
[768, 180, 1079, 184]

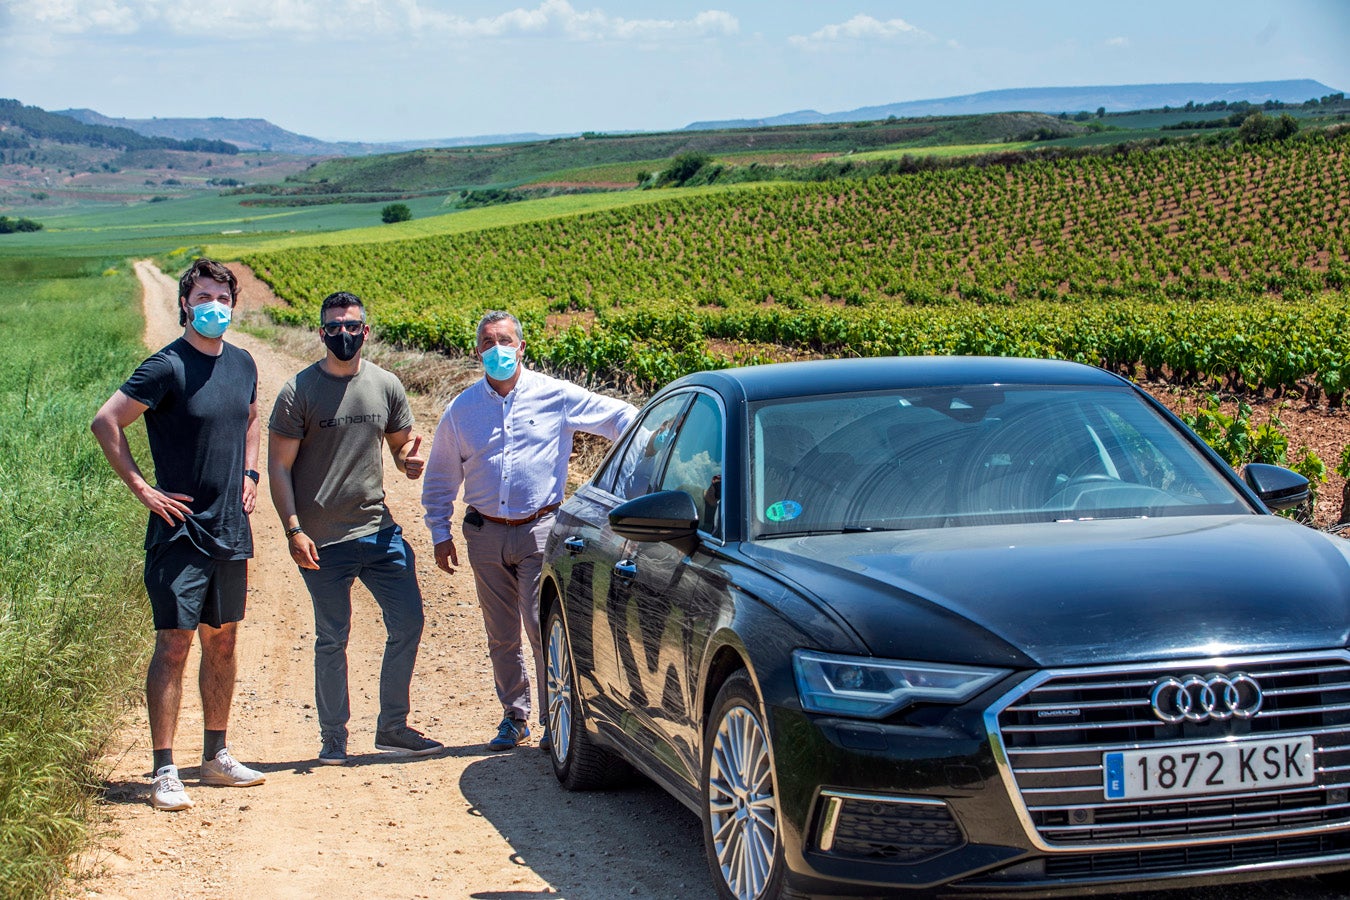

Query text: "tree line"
[0, 216, 42, 234]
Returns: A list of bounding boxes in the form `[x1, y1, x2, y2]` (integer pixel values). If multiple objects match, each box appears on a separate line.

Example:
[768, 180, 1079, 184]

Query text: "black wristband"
[285, 525, 304, 538]
[244, 469, 260, 484]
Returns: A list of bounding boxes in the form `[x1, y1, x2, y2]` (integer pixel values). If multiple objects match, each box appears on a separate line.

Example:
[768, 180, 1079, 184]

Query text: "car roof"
[664, 356, 1131, 404]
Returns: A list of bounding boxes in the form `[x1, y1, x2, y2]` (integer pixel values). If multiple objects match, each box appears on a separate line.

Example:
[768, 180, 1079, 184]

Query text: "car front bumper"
[767, 697, 1350, 897]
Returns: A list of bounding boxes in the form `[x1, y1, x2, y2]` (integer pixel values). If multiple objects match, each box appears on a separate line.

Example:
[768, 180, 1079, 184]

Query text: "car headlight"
[793, 649, 1009, 719]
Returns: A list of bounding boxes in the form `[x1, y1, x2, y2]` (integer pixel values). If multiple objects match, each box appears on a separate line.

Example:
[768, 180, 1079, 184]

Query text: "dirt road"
[72, 262, 708, 899]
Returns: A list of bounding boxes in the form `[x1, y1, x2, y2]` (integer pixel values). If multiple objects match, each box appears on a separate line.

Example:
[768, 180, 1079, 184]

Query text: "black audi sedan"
[537, 356, 1350, 899]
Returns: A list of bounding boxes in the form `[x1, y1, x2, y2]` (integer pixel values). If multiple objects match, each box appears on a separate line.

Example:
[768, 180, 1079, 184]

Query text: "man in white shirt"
[422, 311, 637, 751]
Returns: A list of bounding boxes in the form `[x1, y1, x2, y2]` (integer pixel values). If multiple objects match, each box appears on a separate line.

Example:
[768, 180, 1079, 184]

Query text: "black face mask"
[323, 330, 365, 362]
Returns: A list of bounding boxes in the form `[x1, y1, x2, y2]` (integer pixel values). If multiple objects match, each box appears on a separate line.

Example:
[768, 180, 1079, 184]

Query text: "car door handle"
[564, 536, 585, 555]
[613, 559, 637, 581]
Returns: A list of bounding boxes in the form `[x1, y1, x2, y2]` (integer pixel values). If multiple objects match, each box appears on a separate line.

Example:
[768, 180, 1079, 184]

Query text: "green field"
[5, 192, 457, 254]
[525, 142, 1045, 186]
[206, 184, 762, 256]
[243, 130, 1350, 395]
[521, 159, 660, 186]
[0, 181, 782, 261]
[280, 111, 1087, 193]
[0, 262, 150, 898]
[845, 141, 1037, 161]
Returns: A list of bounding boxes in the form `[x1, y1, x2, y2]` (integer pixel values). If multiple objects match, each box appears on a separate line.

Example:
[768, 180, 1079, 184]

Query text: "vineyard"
[245, 129, 1350, 395]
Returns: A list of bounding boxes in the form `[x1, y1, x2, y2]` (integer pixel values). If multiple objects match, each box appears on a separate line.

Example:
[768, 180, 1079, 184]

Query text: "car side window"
[603, 394, 691, 501]
[658, 393, 723, 538]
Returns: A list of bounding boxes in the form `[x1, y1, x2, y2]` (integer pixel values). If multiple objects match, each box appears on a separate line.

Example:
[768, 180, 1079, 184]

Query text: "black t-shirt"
[120, 338, 256, 559]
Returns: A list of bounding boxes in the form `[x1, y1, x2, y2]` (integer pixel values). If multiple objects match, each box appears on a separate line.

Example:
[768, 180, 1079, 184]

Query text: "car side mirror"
[1241, 462, 1310, 511]
[610, 490, 699, 553]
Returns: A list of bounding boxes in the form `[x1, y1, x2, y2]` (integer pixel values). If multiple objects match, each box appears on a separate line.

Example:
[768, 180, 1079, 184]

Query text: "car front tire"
[545, 605, 629, 790]
[702, 669, 791, 900]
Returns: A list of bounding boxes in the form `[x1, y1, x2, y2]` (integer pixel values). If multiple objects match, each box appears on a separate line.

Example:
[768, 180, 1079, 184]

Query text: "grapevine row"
[245, 130, 1350, 394]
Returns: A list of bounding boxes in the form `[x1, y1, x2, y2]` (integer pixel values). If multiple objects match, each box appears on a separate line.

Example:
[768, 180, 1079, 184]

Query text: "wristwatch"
[244, 469, 260, 483]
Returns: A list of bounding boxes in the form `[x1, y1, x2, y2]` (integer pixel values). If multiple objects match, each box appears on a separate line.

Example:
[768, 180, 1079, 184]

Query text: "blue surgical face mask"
[481, 344, 519, 381]
[190, 300, 232, 339]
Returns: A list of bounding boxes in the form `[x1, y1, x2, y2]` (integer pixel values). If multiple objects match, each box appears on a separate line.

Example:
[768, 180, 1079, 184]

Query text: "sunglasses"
[321, 319, 365, 336]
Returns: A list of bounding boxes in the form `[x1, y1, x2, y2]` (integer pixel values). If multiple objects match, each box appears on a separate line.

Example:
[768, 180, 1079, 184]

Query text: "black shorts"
[144, 539, 248, 630]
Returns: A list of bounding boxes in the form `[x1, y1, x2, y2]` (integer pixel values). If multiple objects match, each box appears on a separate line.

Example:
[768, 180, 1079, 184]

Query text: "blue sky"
[2, 1, 1347, 142]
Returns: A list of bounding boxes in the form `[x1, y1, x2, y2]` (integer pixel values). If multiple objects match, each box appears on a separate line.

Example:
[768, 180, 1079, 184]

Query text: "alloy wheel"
[707, 704, 777, 899]
[545, 614, 572, 762]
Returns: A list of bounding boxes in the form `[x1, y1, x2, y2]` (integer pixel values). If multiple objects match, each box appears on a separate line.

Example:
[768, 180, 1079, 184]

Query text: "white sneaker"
[151, 765, 194, 811]
[199, 748, 266, 787]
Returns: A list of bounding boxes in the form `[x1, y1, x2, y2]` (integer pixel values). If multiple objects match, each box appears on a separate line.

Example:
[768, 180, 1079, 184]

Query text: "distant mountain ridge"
[53, 109, 347, 154]
[54, 108, 563, 156]
[48, 79, 1344, 156]
[684, 79, 1342, 130]
[0, 98, 238, 154]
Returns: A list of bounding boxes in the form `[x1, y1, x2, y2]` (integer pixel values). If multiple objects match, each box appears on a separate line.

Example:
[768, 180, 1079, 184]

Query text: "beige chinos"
[463, 513, 554, 720]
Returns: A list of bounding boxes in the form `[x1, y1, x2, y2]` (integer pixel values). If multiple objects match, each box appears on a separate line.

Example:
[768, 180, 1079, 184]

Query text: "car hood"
[745, 516, 1350, 667]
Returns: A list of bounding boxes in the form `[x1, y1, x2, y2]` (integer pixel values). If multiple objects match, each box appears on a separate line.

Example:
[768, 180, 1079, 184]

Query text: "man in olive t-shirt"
[268, 291, 443, 766]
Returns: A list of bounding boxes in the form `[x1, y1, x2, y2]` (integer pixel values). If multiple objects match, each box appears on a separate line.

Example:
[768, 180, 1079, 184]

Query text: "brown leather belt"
[473, 503, 560, 527]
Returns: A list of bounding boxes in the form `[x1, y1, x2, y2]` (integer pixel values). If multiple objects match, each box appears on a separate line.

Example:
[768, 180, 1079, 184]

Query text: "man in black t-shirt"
[92, 258, 266, 811]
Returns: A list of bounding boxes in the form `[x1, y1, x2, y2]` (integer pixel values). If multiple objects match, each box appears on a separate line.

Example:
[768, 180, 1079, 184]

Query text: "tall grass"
[0, 261, 150, 898]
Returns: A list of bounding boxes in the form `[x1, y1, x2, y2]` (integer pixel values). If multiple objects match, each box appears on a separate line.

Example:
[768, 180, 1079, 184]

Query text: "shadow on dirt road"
[459, 753, 711, 899]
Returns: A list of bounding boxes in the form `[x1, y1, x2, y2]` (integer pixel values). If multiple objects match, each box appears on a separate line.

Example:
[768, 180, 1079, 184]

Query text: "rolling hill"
[685, 79, 1342, 129]
[53, 108, 564, 156]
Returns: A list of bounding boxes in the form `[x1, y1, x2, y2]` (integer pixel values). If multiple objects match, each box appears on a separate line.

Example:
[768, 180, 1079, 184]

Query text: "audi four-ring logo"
[1150, 673, 1264, 723]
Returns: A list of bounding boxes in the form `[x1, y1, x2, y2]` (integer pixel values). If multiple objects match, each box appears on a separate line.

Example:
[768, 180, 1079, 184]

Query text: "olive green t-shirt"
[269, 360, 413, 548]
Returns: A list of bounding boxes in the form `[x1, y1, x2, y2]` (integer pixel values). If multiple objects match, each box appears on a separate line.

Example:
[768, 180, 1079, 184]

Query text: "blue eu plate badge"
[1103, 751, 1125, 800]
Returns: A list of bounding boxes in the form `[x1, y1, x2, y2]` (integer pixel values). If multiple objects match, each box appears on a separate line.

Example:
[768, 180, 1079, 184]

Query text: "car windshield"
[750, 384, 1252, 538]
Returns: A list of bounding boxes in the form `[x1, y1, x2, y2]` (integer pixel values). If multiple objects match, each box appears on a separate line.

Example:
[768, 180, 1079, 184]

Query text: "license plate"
[1103, 736, 1315, 801]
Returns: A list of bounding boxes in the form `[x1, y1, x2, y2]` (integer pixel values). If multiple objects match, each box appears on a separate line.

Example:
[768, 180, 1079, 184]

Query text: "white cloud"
[5, 0, 140, 34]
[2, 0, 738, 40]
[789, 14, 933, 49]
[434, 1, 738, 41]
[1105, 36, 1130, 48]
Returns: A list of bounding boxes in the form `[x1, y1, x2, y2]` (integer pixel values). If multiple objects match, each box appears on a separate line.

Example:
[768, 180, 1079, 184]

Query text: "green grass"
[5, 192, 457, 247]
[0, 262, 151, 898]
[0, 184, 771, 260]
[1044, 128, 1194, 148]
[0, 190, 511, 261]
[845, 141, 1037, 162]
[206, 183, 756, 256]
[520, 159, 659, 186]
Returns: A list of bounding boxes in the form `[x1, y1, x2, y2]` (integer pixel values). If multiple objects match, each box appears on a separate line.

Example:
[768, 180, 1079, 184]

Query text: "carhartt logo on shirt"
[319, 413, 384, 428]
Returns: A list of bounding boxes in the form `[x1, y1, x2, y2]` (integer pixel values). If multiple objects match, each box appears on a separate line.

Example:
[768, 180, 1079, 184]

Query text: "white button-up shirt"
[422, 367, 637, 544]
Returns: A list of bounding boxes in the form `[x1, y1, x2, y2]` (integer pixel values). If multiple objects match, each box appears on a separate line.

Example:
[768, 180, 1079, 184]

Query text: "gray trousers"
[463, 513, 553, 721]
[299, 526, 424, 740]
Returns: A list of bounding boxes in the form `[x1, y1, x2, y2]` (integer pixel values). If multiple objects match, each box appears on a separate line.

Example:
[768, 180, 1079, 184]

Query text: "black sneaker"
[318, 735, 348, 766]
[374, 725, 444, 757]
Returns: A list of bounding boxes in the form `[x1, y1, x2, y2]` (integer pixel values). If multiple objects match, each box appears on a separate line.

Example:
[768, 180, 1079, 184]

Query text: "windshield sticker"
[766, 500, 803, 522]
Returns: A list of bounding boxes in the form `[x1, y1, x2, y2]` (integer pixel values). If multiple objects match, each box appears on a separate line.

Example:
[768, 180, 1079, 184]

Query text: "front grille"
[816, 792, 964, 862]
[1044, 832, 1350, 878]
[990, 652, 1350, 850]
